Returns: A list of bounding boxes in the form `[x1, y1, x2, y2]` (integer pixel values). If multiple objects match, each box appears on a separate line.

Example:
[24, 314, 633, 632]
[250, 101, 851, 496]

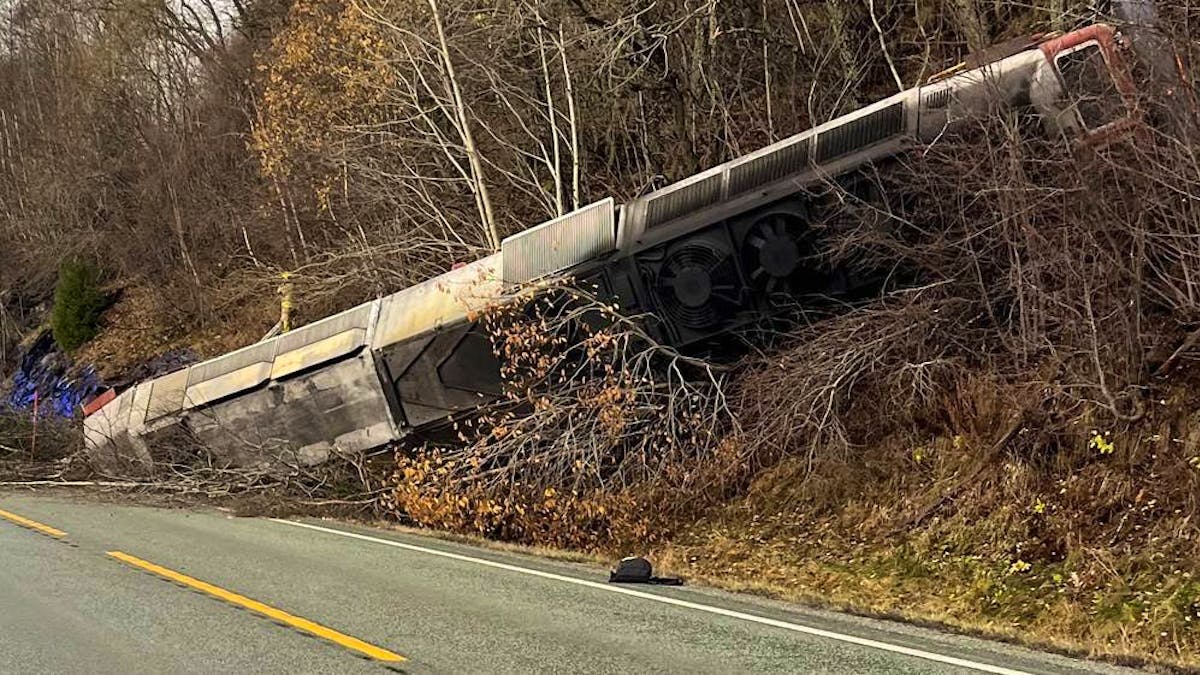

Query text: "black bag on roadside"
[609, 556, 683, 586]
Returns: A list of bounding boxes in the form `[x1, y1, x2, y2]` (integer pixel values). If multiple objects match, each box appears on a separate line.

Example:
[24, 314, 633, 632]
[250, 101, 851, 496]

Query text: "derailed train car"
[84, 24, 1146, 473]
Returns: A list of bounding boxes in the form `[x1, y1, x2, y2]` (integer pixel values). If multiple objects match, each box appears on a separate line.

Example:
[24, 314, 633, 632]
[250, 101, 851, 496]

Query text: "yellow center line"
[0, 508, 67, 538]
[106, 551, 406, 664]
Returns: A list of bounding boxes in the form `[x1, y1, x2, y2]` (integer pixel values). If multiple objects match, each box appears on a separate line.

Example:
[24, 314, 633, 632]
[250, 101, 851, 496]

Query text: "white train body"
[83, 25, 1143, 472]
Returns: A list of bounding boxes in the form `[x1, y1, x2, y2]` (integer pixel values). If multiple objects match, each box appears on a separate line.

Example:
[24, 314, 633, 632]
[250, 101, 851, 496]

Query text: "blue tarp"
[3, 331, 199, 419]
[4, 332, 102, 418]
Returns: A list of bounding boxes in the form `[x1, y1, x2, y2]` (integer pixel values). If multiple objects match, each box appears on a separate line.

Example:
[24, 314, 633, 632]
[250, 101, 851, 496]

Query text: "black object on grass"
[609, 556, 683, 586]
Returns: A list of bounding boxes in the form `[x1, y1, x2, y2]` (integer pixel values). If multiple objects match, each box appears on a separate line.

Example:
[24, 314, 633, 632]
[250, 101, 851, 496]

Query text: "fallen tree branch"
[0, 480, 150, 488]
[1154, 324, 1200, 376]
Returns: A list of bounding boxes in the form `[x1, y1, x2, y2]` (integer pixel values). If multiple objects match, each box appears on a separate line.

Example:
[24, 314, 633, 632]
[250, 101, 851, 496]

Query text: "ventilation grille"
[816, 102, 905, 163]
[728, 137, 811, 196]
[922, 87, 952, 110]
[501, 199, 616, 284]
[187, 340, 278, 385]
[276, 303, 371, 354]
[644, 173, 722, 229]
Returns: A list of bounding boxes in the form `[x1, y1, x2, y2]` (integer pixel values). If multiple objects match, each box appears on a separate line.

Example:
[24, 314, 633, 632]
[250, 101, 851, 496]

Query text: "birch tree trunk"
[538, 25, 564, 217]
[558, 26, 581, 211]
[427, 0, 500, 251]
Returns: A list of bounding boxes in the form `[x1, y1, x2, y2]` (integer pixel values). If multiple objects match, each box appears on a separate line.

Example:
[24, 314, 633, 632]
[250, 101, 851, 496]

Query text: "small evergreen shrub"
[50, 261, 105, 351]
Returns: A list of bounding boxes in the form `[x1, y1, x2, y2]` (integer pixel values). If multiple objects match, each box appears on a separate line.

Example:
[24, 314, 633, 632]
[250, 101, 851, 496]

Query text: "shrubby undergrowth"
[385, 111, 1200, 666]
[50, 262, 106, 352]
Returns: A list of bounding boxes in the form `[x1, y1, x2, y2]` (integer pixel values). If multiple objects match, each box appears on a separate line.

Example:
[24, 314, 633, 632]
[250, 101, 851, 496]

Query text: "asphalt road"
[0, 493, 1139, 674]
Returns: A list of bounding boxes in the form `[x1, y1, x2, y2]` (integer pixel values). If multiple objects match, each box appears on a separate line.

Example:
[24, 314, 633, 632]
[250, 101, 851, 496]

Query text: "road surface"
[0, 493, 1135, 674]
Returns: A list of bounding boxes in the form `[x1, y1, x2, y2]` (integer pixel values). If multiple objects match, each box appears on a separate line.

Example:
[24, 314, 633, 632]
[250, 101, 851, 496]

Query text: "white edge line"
[270, 517, 1031, 675]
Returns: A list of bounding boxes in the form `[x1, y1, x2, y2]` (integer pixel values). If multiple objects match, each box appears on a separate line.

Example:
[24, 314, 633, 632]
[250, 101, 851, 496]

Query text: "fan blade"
[770, 216, 788, 237]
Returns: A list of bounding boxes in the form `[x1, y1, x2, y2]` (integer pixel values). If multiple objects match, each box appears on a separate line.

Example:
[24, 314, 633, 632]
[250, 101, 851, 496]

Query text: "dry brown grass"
[630, 127, 1200, 668]
[379, 114, 1200, 669]
[645, 369, 1200, 671]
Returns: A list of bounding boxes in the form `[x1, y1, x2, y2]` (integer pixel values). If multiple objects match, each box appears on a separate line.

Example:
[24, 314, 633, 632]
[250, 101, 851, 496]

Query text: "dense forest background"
[0, 0, 1105, 367]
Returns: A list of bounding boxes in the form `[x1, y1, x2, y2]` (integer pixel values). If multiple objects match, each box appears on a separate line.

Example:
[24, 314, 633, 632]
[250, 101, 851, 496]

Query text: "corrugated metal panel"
[185, 363, 275, 408]
[644, 173, 723, 229]
[187, 340, 277, 386]
[815, 101, 906, 163]
[275, 303, 372, 354]
[183, 340, 277, 408]
[116, 386, 133, 425]
[145, 368, 189, 421]
[84, 387, 134, 450]
[129, 382, 153, 429]
[501, 199, 616, 284]
[267, 302, 372, 380]
[728, 137, 811, 196]
[271, 331, 366, 380]
[83, 414, 108, 451]
[371, 254, 504, 350]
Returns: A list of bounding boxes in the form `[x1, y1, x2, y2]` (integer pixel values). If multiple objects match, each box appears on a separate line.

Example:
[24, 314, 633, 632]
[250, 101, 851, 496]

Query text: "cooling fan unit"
[653, 239, 744, 330]
[738, 211, 823, 300]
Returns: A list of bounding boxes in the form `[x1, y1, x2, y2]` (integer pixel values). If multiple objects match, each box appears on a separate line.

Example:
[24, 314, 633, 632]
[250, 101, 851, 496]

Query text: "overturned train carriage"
[83, 24, 1143, 472]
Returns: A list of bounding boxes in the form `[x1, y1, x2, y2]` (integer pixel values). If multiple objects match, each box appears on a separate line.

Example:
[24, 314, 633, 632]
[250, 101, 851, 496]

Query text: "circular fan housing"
[740, 212, 822, 299]
[654, 240, 742, 330]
